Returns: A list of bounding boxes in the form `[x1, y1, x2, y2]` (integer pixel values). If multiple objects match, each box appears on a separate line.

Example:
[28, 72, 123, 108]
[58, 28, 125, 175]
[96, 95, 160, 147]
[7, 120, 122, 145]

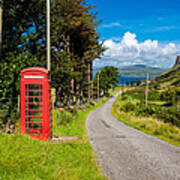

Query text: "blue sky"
[86, 0, 180, 69]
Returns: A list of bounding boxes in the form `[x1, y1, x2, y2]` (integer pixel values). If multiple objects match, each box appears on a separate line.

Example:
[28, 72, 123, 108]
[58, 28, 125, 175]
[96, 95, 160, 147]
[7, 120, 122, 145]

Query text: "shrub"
[56, 110, 78, 125]
[119, 88, 180, 128]
[120, 101, 136, 112]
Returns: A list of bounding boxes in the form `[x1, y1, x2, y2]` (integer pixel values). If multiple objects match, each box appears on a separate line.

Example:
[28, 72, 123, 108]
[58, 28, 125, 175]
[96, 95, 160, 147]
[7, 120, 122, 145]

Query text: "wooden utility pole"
[46, 0, 51, 71]
[17, 95, 20, 113]
[91, 80, 93, 100]
[97, 73, 100, 100]
[145, 72, 149, 107]
[71, 77, 74, 104]
[0, 0, 3, 57]
[122, 80, 124, 93]
[88, 63, 91, 102]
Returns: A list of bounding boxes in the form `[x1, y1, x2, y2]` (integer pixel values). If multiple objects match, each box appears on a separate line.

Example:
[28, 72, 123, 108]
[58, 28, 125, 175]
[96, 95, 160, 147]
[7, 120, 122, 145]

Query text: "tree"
[1, 0, 105, 126]
[94, 66, 120, 96]
[0, 51, 41, 124]
[1, 0, 46, 124]
[0, 0, 2, 57]
[50, 0, 104, 105]
[2, 0, 46, 61]
[130, 81, 135, 87]
[136, 80, 141, 86]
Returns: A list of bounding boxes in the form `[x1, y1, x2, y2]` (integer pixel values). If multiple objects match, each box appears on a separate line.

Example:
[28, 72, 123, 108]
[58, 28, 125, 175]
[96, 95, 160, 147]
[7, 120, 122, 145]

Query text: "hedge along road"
[86, 93, 180, 180]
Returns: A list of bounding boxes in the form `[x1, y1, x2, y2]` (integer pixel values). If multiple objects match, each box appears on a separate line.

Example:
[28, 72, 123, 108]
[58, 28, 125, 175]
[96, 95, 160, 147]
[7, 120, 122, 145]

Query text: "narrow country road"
[86, 93, 180, 180]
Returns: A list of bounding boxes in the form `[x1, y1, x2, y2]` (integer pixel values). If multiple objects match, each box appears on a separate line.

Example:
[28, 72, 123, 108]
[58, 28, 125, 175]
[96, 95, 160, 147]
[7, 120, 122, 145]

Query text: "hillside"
[153, 56, 180, 87]
[93, 64, 166, 78]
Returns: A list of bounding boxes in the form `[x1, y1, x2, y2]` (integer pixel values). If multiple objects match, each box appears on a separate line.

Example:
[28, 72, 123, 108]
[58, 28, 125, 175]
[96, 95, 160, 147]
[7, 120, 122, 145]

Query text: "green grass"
[53, 99, 108, 137]
[112, 94, 180, 146]
[153, 64, 180, 87]
[148, 100, 167, 106]
[109, 86, 122, 96]
[0, 98, 108, 180]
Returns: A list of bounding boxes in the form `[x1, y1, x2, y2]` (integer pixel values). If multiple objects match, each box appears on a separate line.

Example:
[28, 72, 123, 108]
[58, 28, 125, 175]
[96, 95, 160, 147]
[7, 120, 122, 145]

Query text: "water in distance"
[118, 77, 149, 85]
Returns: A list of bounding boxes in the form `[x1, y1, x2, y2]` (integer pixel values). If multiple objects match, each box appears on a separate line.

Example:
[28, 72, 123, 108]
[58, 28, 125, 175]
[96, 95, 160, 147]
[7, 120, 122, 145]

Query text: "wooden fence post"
[97, 73, 100, 100]
[145, 73, 149, 107]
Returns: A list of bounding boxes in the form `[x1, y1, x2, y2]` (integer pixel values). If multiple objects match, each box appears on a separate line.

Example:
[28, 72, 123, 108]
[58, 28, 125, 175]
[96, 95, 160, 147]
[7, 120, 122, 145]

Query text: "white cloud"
[94, 32, 180, 69]
[101, 22, 122, 28]
[153, 26, 178, 32]
[145, 26, 180, 33]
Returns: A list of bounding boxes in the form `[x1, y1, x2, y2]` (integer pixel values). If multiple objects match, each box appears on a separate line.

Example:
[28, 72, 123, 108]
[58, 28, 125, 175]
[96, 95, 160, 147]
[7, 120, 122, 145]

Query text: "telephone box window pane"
[25, 84, 43, 136]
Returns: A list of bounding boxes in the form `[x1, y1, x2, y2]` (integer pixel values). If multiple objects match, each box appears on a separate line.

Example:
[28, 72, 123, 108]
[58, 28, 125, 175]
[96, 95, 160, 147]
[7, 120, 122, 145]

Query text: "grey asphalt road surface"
[86, 93, 180, 180]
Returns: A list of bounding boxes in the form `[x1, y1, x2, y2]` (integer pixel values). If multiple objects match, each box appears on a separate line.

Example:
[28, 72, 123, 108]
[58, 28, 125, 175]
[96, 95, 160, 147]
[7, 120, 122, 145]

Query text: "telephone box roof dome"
[21, 67, 49, 74]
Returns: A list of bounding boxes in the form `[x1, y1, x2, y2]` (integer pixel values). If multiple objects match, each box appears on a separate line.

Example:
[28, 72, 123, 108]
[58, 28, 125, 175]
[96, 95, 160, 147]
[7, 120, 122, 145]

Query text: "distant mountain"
[133, 64, 147, 68]
[118, 64, 166, 78]
[93, 64, 166, 78]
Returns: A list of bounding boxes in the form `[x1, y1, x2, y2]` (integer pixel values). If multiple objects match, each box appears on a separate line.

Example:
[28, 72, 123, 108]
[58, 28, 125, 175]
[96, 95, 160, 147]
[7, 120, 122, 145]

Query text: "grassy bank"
[112, 91, 180, 146]
[109, 86, 122, 96]
[0, 98, 108, 180]
[53, 99, 108, 137]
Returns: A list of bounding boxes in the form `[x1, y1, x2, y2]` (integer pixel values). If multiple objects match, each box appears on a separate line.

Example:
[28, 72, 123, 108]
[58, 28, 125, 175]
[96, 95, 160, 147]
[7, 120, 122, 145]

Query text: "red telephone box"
[20, 67, 52, 141]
